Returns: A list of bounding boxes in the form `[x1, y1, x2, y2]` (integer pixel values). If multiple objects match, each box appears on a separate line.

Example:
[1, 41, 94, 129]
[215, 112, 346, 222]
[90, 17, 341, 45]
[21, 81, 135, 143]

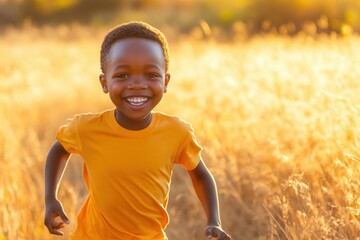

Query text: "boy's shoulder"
[67, 109, 112, 126]
[73, 110, 191, 127]
[67, 110, 195, 134]
[155, 112, 193, 131]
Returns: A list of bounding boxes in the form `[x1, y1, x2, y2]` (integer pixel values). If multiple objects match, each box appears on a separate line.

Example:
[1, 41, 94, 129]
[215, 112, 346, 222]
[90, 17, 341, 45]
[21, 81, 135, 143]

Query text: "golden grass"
[0, 25, 360, 239]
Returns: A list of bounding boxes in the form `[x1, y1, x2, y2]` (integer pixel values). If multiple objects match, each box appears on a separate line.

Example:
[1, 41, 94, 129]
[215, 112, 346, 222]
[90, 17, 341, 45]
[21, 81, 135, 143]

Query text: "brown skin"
[189, 161, 231, 240]
[99, 38, 170, 130]
[44, 141, 70, 236]
[44, 38, 231, 239]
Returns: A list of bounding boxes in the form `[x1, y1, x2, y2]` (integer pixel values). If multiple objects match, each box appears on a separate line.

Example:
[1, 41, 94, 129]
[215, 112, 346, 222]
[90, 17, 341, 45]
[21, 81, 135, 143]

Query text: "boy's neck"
[114, 110, 152, 131]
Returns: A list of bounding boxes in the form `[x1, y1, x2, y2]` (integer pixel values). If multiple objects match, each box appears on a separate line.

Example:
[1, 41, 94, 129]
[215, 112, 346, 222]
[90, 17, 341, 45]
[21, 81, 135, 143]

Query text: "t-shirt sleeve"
[175, 123, 202, 170]
[56, 115, 81, 154]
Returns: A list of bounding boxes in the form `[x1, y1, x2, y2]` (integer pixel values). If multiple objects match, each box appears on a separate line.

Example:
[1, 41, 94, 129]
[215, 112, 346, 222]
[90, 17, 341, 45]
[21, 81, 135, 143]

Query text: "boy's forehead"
[107, 38, 166, 70]
[110, 38, 163, 58]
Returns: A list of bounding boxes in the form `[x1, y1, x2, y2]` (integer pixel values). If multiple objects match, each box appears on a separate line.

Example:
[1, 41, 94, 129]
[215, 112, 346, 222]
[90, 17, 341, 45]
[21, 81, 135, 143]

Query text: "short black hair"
[100, 21, 170, 73]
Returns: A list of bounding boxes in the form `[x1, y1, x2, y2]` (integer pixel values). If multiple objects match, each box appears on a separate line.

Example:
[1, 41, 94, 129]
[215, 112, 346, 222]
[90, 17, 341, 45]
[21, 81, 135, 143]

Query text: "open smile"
[126, 97, 149, 106]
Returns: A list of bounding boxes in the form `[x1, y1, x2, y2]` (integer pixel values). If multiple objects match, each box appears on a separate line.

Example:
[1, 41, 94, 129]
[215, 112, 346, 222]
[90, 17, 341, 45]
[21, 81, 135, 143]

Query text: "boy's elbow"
[188, 160, 214, 182]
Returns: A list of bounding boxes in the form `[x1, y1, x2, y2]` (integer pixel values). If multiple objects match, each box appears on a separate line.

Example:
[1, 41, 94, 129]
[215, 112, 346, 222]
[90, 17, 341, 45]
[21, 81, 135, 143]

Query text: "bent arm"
[45, 141, 70, 201]
[188, 160, 221, 226]
[188, 160, 231, 239]
[44, 141, 71, 235]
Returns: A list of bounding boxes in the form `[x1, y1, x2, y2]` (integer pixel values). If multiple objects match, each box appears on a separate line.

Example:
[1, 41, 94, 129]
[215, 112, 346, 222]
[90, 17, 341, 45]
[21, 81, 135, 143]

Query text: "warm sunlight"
[1, 0, 360, 239]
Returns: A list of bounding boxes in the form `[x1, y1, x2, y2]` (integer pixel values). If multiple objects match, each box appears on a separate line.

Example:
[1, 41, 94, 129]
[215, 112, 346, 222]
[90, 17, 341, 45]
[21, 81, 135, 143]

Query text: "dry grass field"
[0, 24, 360, 239]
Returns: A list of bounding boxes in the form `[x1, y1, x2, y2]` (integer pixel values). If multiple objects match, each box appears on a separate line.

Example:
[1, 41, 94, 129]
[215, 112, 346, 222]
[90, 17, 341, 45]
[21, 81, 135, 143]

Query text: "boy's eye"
[114, 73, 129, 79]
[146, 73, 160, 79]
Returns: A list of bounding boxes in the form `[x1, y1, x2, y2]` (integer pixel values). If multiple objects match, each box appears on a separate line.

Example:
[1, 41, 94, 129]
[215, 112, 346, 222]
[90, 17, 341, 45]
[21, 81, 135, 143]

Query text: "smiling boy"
[44, 21, 231, 240]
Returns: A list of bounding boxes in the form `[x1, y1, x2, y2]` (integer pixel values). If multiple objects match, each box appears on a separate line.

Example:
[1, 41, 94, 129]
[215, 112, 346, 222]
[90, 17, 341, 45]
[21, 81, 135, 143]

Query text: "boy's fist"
[205, 225, 231, 240]
[44, 199, 70, 236]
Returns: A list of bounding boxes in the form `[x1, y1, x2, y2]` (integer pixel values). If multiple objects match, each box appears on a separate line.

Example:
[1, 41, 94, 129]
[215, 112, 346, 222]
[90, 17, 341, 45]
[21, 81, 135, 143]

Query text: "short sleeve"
[56, 115, 81, 154]
[175, 124, 202, 170]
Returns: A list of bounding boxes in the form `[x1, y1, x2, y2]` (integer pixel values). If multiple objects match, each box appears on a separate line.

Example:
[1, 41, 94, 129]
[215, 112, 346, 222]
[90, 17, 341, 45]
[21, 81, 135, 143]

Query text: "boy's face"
[100, 38, 170, 130]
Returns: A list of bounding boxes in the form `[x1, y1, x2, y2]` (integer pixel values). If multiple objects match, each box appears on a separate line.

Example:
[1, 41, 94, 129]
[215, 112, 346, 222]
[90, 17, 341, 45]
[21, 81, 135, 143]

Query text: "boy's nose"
[128, 76, 148, 89]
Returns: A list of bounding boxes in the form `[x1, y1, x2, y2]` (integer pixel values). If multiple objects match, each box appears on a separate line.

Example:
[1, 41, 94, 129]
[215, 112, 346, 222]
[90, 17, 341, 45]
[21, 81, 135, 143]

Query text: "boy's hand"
[44, 198, 70, 236]
[205, 225, 231, 240]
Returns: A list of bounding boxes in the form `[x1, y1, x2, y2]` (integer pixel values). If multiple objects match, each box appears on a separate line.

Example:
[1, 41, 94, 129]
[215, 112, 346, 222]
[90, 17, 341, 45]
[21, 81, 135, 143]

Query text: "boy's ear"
[99, 74, 108, 93]
[164, 73, 171, 93]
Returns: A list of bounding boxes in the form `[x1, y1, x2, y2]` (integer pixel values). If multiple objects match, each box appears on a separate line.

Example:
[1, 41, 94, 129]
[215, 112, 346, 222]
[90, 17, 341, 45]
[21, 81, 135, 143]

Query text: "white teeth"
[126, 97, 148, 105]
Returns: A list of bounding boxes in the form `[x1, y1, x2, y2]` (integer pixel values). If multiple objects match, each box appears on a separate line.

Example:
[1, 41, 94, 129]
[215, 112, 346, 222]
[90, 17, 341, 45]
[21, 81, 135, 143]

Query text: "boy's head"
[100, 21, 170, 74]
[99, 21, 171, 130]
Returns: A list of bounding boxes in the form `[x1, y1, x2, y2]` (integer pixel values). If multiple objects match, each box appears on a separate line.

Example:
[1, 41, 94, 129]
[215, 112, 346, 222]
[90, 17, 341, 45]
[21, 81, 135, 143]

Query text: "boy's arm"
[188, 160, 231, 240]
[44, 141, 71, 236]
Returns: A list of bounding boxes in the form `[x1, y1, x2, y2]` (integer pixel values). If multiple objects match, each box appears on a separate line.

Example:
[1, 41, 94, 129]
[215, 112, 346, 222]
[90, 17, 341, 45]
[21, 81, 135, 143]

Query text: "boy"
[44, 21, 231, 240]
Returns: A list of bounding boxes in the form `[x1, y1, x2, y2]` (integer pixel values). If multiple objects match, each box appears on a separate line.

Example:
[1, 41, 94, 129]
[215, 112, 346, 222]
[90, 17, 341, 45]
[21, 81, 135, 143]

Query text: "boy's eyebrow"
[113, 64, 130, 70]
[144, 64, 161, 70]
[112, 64, 162, 71]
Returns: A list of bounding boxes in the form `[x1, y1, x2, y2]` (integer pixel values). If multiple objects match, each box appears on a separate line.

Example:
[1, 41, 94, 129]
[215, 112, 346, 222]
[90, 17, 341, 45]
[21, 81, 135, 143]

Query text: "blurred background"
[1, 0, 360, 38]
[1, 1, 360, 240]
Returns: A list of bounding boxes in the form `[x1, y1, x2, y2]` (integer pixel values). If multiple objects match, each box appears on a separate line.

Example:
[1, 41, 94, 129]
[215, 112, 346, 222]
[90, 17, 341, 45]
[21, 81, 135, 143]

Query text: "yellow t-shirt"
[56, 109, 202, 240]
